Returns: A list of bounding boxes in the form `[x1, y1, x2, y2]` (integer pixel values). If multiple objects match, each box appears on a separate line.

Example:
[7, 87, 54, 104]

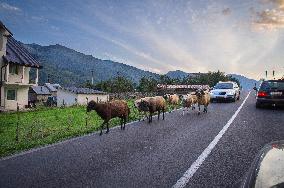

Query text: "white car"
[210, 81, 240, 102]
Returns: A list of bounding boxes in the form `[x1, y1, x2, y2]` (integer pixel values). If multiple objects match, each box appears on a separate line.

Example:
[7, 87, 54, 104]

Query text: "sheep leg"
[106, 122, 109, 134]
[163, 108, 165, 120]
[158, 110, 160, 120]
[204, 105, 208, 113]
[123, 116, 126, 130]
[182, 109, 185, 116]
[120, 118, 123, 130]
[198, 104, 201, 115]
[100, 121, 106, 136]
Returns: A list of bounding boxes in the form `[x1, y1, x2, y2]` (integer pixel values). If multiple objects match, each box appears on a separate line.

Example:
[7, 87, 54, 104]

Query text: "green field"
[0, 100, 181, 158]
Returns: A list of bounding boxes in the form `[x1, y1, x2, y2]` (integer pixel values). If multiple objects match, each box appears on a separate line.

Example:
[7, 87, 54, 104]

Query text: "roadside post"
[86, 97, 88, 127]
[16, 103, 19, 143]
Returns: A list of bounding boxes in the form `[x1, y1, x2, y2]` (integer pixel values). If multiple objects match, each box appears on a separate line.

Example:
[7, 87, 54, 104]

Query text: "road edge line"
[0, 108, 182, 161]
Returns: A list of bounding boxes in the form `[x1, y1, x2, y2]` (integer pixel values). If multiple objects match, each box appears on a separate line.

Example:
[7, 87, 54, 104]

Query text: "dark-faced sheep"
[139, 96, 166, 123]
[196, 89, 210, 115]
[87, 100, 130, 135]
[134, 97, 151, 121]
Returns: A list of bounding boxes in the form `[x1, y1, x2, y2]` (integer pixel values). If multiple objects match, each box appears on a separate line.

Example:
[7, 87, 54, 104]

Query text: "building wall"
[0, 87, 4, 107]
[57, 89, 77, 107]
[57, 89, 109, 107]
[36, 95, 49, 103]
[7, 65, 30, 84]
[4, 86, 29, 110]
[77, 94, 109, 105]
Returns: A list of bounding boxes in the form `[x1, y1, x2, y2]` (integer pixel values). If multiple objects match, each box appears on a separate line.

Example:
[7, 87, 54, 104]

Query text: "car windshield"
[260, 81, 284, 90]
[214, 83, 233, 89]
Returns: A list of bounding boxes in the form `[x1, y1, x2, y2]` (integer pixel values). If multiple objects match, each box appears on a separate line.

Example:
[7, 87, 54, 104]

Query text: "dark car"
[237, 140, 284, 188]
[255, 79, 284, 108]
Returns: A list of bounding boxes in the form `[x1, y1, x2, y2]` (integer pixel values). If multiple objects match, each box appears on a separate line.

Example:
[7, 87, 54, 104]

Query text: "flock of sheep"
[86, 89, 210, 135]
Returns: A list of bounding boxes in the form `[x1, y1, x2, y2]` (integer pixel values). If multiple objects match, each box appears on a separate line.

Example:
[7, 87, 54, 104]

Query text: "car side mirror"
[253, 87, 257, 91]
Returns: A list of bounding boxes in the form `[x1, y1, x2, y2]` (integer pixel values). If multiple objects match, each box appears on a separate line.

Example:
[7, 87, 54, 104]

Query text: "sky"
[0, 0, 284, 80]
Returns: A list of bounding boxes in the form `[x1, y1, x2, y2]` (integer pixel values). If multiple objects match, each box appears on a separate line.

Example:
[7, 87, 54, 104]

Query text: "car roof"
[218, 81, 236, 84]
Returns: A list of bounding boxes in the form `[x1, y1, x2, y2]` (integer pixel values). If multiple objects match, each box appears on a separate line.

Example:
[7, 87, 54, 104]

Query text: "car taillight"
[258, 91, 268, 97]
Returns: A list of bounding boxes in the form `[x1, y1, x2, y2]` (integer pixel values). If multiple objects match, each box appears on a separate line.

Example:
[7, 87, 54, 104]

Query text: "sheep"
[165, 94, 179, 112]
[139, 96, 166, 123]
[87, 100, 130, 135]
[134, 97, 152, 121]
[182, 94, 195, 116]
[196, 89, 211, 115]
[189, 92, 198, 110]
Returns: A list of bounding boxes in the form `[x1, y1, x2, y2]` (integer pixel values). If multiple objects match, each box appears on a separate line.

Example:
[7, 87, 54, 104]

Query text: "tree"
[137, 76, 158, 92]
[95, 75, 134, 93]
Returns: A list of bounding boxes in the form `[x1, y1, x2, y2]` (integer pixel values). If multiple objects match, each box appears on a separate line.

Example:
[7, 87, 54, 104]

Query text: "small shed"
[57, 87, 109, 107]
[29, 86, 51, 104]
[45, 83, 61, 96]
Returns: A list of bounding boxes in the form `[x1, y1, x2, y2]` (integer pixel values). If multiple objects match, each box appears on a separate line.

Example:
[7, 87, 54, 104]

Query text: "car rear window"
[260, 81, 284, 90]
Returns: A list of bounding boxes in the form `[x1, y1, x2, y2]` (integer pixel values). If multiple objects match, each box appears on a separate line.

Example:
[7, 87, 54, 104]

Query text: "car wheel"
[232, 95, 236, 102]
[237, 92, 240, 100]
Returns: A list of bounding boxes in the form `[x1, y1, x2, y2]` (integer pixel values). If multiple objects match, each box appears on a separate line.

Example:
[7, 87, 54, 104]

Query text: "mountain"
[228, 74, 260, 90]
[22, 42, 258, 90]
[23, 43, 159, 86]
[166, 70, 189, 79]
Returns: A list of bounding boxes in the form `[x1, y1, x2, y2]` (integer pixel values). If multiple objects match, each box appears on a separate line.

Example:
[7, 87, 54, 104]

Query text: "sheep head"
[86, 100, 97, 112]
[196, 89, 205, 98]
[139, 100, 150, 112]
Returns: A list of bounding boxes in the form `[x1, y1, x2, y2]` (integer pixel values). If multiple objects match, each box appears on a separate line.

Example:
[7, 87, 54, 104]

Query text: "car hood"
[211, 89, 235, 93]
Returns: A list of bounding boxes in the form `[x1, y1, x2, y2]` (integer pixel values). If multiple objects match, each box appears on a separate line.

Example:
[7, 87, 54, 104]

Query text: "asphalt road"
[0, 91, 283, 188]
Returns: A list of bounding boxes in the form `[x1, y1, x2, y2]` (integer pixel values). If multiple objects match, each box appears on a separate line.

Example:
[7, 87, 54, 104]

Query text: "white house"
[0, 21, 41, 111]
[57, 87, 109, 107]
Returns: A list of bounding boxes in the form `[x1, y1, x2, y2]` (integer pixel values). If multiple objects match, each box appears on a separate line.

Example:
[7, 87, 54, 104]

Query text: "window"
[9, 64, 19, 74]
[7, 89, 17, 100]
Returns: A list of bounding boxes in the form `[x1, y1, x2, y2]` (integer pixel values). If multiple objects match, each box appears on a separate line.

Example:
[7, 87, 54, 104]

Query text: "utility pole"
[91, 70, 94, 85]
[272, 70, 275, 80]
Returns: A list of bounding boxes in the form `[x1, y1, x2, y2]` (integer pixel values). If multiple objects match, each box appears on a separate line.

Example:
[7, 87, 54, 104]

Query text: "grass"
[0, 100, 182, 158]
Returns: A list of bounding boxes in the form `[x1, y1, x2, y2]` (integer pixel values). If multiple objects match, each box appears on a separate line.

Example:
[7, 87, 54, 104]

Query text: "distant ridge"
[23, 43, 159, 86]
[22, 42, 258, 89]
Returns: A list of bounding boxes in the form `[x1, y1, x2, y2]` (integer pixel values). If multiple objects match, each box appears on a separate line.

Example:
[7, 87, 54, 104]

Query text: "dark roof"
[3, 37, 41, 68]
[63, 87, 106, 94]
[0, 21, 12, 36]
[45, 83, 61, 92]
[31, 86, 51, 95]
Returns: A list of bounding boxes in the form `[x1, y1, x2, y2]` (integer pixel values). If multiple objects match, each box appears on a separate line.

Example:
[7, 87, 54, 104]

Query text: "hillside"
[166, 70, 189, 79]
[22, 43, 258, 89]
[23, 43, 159, 86]
[228, 74, 260, 90]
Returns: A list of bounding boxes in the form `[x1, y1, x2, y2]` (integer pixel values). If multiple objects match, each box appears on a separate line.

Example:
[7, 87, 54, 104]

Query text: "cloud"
[0, 2, 20, 11]
[222, 8, 231, 15]
[31, 16, 48, 23]
[254, 0, 284, 30]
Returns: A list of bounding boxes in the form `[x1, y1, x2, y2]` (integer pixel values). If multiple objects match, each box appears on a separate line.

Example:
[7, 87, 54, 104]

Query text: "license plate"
[216, 96, 224, 99]
[270, 92, 282, 96]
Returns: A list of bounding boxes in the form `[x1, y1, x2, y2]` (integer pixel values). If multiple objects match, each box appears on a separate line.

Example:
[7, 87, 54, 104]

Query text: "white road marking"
[172, 91, 251, 188]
